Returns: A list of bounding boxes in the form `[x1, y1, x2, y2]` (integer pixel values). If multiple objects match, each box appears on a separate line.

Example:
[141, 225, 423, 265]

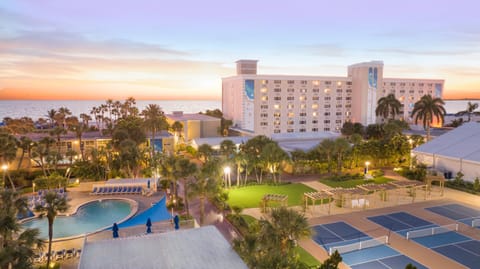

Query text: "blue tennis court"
[312, 221, 427, 269]
[368, 212, 480, 268]
[426, 203, 480, 227]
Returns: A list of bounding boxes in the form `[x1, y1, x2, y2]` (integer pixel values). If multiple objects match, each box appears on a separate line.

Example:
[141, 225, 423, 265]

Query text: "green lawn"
[227, 183, 316, 208]
[296, 246, 321, 267]
[320, 176, 393, 188]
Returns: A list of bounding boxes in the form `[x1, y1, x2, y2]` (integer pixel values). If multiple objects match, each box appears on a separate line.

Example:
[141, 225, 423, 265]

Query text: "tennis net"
[406, 224, 458, 240]
[471, 218, 480, 228]
[328, 236, 389, 255]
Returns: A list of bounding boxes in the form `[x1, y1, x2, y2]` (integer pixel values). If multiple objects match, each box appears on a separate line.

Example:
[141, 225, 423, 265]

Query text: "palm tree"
[188, 159, 222, 225]
[259, 142, 289, 183]
[0, 190, 44, 269]
[141, 104, 168, 158]
[174, 157, 197, 218]
[411, 95, 446, 141]
[196, 144, 214, 163]
[171, 121, 184, 140]
[455, 101, 480, 122]
[219, 139, 236, 160]
[375, 93, 402, 121]
[45, 109, 57, 128]
[16, 136, 33, 170]
[267, 207, 311, 254]
[35, 191, 68, 269]
[333, 138, 351, 174]
[79, 113, 92, 127]
[317, 139, 336, 175]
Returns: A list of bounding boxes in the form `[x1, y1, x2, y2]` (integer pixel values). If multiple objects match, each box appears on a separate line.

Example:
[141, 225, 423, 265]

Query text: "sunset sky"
[1, 0, 479, 100]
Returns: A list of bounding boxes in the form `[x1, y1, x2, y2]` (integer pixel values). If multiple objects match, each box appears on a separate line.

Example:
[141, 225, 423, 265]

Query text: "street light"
[33, 182, 36, 194]
[365, 161, 370, 175]
[408, 138, 413, 169]
[223, 166, 231, 188]
[1, 164, 7, 189]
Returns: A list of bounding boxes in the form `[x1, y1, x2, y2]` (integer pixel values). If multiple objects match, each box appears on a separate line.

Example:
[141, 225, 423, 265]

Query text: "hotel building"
[222, 60, 444, 136]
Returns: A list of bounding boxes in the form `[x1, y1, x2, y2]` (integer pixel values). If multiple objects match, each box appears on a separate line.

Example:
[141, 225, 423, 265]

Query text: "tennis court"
[368, 212, 480, 268]
[312, 221, 426, 269]
[426, 203, 480, 228]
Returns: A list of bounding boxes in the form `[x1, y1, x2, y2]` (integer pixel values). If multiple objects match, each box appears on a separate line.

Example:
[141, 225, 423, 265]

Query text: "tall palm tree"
[375, 93, 402, 121]
[45, 109, 57, 128]
[188, 159, 222, 225]
[411, 94, 446, 141]
[455, 101, 480, 122]
[0, 190, 44, 269]
[259, 142, 289, 183]
[317, 139, 336, 175]
[16, 136, 33, 170]
[333, 138, 351, 174]
[170, 121, 184, 140]
[141, 104, 168, 158]
[174, 157, 197, 218]
[35, 191, 68, 269]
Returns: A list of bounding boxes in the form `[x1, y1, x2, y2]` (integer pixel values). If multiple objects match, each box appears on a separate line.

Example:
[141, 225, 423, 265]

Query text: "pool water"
[22, 199, 133, 239]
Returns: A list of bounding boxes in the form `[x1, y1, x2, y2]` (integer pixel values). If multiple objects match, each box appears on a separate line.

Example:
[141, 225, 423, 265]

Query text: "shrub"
[474, 177, 480, 192]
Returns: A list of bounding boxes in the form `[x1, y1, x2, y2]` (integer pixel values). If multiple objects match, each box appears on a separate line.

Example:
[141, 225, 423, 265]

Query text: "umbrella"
[146, 217, 152, 234]
[112, 223, 119, 238]
[147, 180, 150, 189]
[174, 215, 180, 230]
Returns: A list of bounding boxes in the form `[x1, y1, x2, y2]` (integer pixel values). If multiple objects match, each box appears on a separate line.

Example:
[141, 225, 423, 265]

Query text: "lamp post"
[408, 138, 413, 169]
[33, 182, 36, 194]
[223, 166, 231, 188]
[365, 161, 370, 175]
[1, 164, 7, 189]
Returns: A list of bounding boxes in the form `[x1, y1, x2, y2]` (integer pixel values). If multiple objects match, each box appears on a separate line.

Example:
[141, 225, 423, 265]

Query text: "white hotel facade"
[222, 60, 444, 136]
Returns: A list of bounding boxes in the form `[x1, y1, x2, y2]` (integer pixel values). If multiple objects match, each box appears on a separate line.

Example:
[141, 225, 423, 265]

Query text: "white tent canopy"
[79, 226, 248, 269]
[412, 122, 480, 181]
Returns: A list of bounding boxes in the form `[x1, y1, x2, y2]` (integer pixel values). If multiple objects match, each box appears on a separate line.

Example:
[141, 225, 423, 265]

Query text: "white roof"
[413, 122, 480, 163]
[79, 226, 248, 269]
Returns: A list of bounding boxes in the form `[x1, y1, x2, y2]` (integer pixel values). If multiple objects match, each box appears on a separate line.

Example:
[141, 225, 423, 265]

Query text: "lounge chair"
[91, 187, 98, 195]
[99, 187, 107, 194]
[112, 186, 119, 193]
[65, 248, 75, 259]
[54, 249, 65, 261]
[33, 253, 44, 263]
[106, 187, 113, 194]
[76, 249, 82, 257]
[126, 186, 132, 194]
[121, 186, 128, 193]
[137, 187, 143, 194]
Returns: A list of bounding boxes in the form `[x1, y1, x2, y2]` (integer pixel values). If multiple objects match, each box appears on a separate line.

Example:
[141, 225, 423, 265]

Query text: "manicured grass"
[320, 176, 393, 188]
[296, 246, 321, 266]
[227, 183, 316, 208]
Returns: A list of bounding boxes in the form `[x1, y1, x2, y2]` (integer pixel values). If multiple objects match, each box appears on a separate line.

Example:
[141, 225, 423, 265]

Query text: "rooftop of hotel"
[166, 111, 220, 121]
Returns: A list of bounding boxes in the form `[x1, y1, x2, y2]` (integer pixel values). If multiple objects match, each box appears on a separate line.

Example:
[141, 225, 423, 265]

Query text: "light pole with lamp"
[223, 166, 231, 188]
[1, 164, 8, 189]
[364, 161, 370, 175]
[408, 138, 413, 169]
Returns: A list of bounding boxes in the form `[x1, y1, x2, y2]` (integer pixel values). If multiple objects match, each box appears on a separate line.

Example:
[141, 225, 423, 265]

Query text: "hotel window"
[260, 122, 268, 126]
[274, 96, 281, 101]
[312, 103, 319, 109]
[274, 88, 281, 92]
[419, 90, 424, 94]
[288, 112, 294, 117]
[274, 129, 281, 133]
[390, 82, 396, 86]
[324, 88, 331, 94]
[299, 96, 305, 101]
[337, 81, 342, 86]
[336, 119, 342, 123]
[312, 112, 317, 117]
[299, 120, 306, 124]
[325, 81, 332, 85]
[300, 104, 306, 109]
[411, 83, 415, 86]
[324, 96, 331, 101]
[345, 97, 351, 100]
[300, 88, 307, 93]
[312, 128, 318, 132]
[346, 81, 352, 85]
[324, 104, 331, 108]
[336, 97, 342, 100]
[274, 104, 280, 109]
[336, 112, 342, 116]
[313, 88, 320, 93]
[345, 111, 351, 116]
[260, 87, 267, 93]
[336, 104, 342, 108]
[312, 119, 318, 124]
[324, 112, 330, 116]
[313, 80, 319, 86]
[274, 80, 281, 84]
[301, 80, 307, 85]
[346, 89, 352, 93]
[299, 112, 307, 117]
[287, 120, 294, 125]
[287, 104, 294, 109]
[299, 128, 306, 132]
[261, 96, 268, 101]
[287, 96, 295, 101]
[345, 104, 351, 108]
[287, 88, 295, 93]
[324, 120, 330, 123]
[428, 83, 433, 87]
[260, 113, 268, 117]
[419, 83, 424, 87]
[262, 80, 268, 84]
[287, 128, 294, 133]
[324, 127, 330, 131]
[312, 96, 320, 100]
[399, 90, 405, 94]
[273, 112, 281, 117]
[287, 80, 294, 84]
[274, 120, 280, 125]
[260, 105, 268, 109]
[409, 90, 415, 94]
[336, 89, 342, 93]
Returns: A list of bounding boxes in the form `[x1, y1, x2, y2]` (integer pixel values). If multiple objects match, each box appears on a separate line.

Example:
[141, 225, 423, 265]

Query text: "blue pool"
[22, 199, 133, 239]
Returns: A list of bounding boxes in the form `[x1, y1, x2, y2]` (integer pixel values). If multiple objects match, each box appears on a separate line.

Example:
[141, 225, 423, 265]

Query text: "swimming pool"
[22, 199, 135, 240]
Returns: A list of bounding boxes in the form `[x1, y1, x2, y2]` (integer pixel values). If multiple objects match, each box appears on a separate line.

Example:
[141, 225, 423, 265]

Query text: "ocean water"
[0, 99, 478, 120]
[0, 100, 222, 120]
